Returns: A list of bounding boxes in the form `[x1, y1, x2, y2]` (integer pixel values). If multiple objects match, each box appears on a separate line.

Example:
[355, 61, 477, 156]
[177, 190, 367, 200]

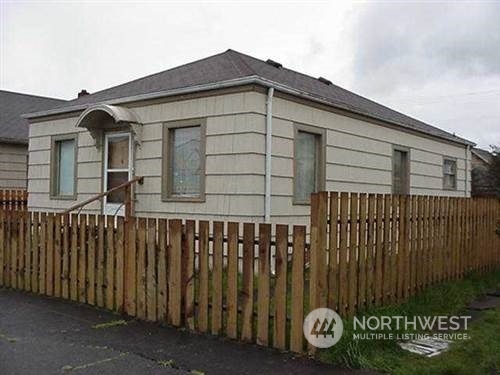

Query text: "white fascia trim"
[23, 75, 474, 147]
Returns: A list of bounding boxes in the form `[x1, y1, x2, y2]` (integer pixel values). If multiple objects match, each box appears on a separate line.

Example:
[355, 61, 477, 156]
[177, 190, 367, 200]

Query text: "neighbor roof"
[25, 49, 473, 146]
[0, 90, 66, 143]
[472, 148, 493, 164]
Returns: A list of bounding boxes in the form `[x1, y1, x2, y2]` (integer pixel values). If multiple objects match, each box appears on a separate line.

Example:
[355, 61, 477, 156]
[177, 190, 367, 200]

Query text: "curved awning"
[75, 104, 142, 147]
[76, 104, 140, 129]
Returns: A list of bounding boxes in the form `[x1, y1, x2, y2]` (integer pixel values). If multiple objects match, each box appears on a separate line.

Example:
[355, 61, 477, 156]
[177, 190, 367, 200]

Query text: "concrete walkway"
[0, 288, 365, 374]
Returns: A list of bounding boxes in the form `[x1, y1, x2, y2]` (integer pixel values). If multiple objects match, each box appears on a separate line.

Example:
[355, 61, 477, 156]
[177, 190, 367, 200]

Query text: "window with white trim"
[443, 158, 457, 190]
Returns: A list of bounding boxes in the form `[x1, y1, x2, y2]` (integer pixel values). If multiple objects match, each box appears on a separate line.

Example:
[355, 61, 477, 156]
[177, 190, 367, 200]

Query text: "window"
[162, 119, 206, 201]
[104, 133, 131, 205]
[393, 147, 409, 195]
[294, 125, 325, 204]
[443, 158, 457, 190]
[51, 135, 77, 199]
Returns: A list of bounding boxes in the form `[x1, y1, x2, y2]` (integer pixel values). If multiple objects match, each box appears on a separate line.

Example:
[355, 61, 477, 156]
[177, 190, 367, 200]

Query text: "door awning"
[76, 104, 140, 129]
[75, 104, 142, 147]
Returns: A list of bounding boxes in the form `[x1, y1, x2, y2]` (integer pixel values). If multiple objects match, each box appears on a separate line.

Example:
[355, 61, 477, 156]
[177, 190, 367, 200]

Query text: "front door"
[103, 132, 132, 216]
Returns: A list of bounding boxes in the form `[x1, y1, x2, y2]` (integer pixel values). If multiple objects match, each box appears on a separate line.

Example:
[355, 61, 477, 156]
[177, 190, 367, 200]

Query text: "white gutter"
[22, 75, 475, 147]
[264, 87, 274, 223]
[465, 145, 471, 197]
[23, 76, 264, 119]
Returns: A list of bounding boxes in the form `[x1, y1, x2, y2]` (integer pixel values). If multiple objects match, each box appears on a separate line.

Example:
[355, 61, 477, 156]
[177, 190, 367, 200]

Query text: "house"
[471, 148, 497, 197]
[23, 50, 474, 226]
[0, 90, 66, 189]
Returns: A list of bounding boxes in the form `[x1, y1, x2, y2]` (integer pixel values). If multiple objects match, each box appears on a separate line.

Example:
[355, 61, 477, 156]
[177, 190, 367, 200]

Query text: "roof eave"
[22, 75, 475, 147]
[0, 137, 29, 145]
[22, 76, 263, 119]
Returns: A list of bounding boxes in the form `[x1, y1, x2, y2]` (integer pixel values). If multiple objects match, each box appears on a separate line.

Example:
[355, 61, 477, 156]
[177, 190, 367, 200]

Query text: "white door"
[103, 132, 132, 216]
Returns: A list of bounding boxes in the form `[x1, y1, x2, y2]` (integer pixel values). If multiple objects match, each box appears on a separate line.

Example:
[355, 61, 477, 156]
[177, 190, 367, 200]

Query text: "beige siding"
[0, 142, 28, 189]
[28, 89, 471, 227]
[268, 95, 471, 225]
[28, 91, 268, 223]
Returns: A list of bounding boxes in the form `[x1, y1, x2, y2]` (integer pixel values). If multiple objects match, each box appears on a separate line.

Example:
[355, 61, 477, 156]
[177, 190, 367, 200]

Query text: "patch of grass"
[92, 319, 128, 329]
[158, 359, 177, 368]
[400, 309, 500, 375]
[319, 269, 500, 374]
[0, 332, 18, 343]
[190, 370, 205, 375]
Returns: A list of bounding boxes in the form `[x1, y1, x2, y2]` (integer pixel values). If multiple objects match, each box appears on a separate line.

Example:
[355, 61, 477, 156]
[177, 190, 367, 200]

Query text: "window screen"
[393, 149, 409, 195]
[55, 139, 76, 196]
[443, 159, 457, 189]
[170, 126, 201, 196]
[294, 131, 319, 203]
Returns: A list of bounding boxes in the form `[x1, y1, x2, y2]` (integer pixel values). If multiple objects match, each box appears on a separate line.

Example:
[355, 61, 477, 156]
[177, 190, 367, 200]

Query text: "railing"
[61, 176, 144, 217]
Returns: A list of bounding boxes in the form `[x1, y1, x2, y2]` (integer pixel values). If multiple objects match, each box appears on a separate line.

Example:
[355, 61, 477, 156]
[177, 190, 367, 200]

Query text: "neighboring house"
[24, 50, 474, 225]
[471, 148, 497, 197]
[0, 90, 66, 189]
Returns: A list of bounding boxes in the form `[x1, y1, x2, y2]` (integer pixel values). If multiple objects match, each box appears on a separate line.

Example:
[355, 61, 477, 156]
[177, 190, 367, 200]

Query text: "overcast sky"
[1, 1, 499, 148]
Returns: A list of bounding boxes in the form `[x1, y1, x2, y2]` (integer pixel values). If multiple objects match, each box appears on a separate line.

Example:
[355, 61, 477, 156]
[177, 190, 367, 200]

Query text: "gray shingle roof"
[30, 50, 473, 145]
[472, 148, 493, 164]
[0, 90, 66, 143]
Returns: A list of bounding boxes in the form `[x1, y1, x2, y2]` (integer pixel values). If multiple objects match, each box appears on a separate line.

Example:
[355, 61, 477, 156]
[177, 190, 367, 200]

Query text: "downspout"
[465, 145, 471, 197]
[265, 87, 274, 223]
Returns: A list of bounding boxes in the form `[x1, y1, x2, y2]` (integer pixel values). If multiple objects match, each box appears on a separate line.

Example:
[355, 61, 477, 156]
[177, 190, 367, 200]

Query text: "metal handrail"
[61, 176, 144, 215]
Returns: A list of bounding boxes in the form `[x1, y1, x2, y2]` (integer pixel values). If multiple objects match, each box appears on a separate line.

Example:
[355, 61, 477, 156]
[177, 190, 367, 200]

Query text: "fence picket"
[54, 214, 62, 298]
[24, 212, 32, 292]
[115, 216, 125, 312]
[212, 221, 224, 335]
[241, 223, 255, 342]
[348, 193, 359, 316]
[86, 215, 96, 305]
[32, 212, 40, 293]
[273, 224, 288, 350]
[357, 194, 367, 310]
[146, 218, 157, 321]
[136, 217, 146, 319]
[328, 192, 339, 312]
[374, 194, 384, 306]
[226, 222, 239, 339]
[78, 215, 87, 303]
[290, 225, 305, 353]
[257, 223, 271, 346]
[96, 215, 105, 308]
[338, 192, 349, 315]
[198, 220, 209, 332]
[168, 219, 182, 327]
[126, 217, 138, 316]
[11, 210, 18, 290]
[183, 220, 195, 330]
[39, 212, 47, 294]
[157, 218, 168, 322]
[18, 212, 25, 290]
[383, 194, 391, 303]
[0, 210, 4, 285]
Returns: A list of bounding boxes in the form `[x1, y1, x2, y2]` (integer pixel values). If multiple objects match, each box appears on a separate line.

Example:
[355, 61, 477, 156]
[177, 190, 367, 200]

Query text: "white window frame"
[103, 131, 133, 216]
[443, 157, 457, 190]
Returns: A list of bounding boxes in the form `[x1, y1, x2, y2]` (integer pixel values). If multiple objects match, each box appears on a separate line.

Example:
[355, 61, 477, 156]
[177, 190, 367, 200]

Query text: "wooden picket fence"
[0, 189, 27, 211]
[308, 193, 500, 319]
[0, 193, 499, 354]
